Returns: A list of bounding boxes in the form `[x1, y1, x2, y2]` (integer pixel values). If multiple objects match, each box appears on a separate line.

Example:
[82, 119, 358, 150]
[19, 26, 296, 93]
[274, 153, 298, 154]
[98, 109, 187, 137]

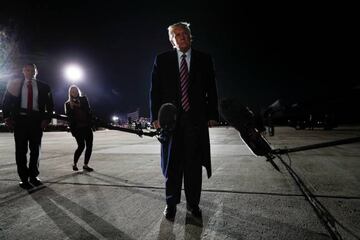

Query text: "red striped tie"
[180, 54, 190, 112]
[27, 81, 33, 111]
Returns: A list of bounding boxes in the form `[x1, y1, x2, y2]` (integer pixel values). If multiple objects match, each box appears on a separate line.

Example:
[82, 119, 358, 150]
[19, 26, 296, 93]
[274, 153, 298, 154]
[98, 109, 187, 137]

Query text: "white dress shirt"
[21, 79, 39, 111]
[177, 49, 191, 72]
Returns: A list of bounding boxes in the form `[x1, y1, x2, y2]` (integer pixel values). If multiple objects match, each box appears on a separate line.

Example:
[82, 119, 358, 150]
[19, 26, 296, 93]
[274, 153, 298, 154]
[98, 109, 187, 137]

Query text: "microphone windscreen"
[220, 98, 272, 157]
[158, 103, 177, 131]
[220, 98, 255, 131]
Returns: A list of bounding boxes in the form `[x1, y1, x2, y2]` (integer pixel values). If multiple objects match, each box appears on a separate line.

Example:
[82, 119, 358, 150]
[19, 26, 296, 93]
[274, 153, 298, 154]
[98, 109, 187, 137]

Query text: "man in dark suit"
[150, 22, 219, 220]
[2, 63, 54, 189]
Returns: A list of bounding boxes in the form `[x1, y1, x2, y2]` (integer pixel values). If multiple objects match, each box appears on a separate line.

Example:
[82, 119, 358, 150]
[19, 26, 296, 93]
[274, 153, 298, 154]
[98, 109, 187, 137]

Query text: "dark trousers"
[73, 127, 93, 165]
[165, 112, 202, 207]
[14, 117, 43, 182]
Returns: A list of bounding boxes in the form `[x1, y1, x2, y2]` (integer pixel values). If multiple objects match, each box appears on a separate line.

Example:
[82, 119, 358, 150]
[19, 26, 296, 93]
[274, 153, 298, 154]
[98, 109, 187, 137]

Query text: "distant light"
[112, 116, 119, 122]
[64, 64, 84, 82]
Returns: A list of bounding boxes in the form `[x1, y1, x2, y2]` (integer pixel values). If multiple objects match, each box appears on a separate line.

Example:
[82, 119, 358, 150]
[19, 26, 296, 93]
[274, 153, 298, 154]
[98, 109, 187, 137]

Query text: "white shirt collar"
[176, 48, 191, 58]
[25, 78, 36, 82]
[176, 49, 191, 70]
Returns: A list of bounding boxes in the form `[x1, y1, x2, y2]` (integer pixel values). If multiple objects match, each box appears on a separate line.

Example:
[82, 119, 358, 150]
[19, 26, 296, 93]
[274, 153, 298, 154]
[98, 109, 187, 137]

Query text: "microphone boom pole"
[51, 102, 177, 140]
[273, 136, 360, 155]
[51, 113, 158, 137]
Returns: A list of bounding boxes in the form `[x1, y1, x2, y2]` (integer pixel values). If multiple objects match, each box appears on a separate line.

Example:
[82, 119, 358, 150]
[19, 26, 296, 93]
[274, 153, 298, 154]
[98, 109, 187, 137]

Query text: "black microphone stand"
[271, 136, 360, 155]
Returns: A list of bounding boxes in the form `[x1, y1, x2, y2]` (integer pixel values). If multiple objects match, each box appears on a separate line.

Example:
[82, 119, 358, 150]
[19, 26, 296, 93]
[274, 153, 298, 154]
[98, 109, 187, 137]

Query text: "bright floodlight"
[64, 64, 84, 82]
[112, 116, 119, 122]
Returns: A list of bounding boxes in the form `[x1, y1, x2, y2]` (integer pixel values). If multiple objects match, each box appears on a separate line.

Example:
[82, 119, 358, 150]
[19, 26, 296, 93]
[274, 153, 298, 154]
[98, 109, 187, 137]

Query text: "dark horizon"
[1, 2, 358, 122]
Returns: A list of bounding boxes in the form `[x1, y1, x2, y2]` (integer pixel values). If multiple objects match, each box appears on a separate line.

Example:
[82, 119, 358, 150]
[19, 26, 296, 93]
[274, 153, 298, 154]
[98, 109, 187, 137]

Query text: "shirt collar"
[25, 78, 36, 82]
[176, 48, 191, 58]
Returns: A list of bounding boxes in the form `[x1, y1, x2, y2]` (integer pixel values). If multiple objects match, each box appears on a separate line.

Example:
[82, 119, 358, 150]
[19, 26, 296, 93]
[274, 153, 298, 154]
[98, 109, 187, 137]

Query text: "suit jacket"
[2, 79, 54, 121]
[150, 49, 219, 178]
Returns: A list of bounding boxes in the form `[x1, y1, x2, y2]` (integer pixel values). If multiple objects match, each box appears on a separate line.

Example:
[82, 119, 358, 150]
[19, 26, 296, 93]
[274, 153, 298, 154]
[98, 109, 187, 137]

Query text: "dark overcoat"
[150, 49, 219, 178]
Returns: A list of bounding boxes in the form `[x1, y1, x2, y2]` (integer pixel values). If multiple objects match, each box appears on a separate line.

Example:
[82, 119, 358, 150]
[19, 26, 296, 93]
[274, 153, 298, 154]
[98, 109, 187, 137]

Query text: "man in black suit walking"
[2, 63, 54, 189]
[150, 22, 219, 220]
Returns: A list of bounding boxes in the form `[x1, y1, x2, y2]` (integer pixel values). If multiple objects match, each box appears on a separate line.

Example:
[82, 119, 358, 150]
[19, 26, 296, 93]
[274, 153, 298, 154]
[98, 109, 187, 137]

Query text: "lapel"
[170, 50, 181, 93]
[189, 49, 197, 79]
[189, 48, 197, 83]
[171, 50, 180, 76]
[36, 81, 42, 106]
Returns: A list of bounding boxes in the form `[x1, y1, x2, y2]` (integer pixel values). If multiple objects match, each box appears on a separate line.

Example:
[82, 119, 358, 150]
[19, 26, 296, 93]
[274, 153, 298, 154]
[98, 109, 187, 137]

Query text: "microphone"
[157, 103, 177, 143]
[158, 103, 177, 132]
[220, 98, 279, 171]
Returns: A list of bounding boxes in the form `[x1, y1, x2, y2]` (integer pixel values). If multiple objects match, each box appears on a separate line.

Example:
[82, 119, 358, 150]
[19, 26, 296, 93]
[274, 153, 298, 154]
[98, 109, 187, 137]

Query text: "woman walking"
[65, 85, 94, 172]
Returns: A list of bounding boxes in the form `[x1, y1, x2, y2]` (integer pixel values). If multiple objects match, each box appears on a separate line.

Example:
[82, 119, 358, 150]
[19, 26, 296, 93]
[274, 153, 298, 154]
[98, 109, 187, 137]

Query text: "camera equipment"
[220, 98, 360, 240]
[220, 98, 360, 170]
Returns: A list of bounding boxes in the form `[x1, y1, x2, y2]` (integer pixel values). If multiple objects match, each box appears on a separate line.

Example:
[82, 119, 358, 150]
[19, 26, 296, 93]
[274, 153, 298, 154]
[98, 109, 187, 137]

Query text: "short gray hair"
[167, 22, 192, 42]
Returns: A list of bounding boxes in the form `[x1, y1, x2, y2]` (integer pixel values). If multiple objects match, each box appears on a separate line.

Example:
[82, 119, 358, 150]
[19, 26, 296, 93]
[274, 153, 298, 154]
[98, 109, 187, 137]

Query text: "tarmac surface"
[0, 126, 359, 240]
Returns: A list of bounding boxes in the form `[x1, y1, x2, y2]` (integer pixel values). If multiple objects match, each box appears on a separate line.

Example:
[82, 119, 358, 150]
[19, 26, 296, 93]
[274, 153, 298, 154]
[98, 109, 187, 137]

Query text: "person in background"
[2, 63, 54, 189]
[64, 85, 94, 172]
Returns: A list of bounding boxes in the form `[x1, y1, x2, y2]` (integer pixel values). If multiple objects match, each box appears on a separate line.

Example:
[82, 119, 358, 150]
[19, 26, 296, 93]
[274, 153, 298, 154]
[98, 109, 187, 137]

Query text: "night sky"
[0, 2, 358, 121]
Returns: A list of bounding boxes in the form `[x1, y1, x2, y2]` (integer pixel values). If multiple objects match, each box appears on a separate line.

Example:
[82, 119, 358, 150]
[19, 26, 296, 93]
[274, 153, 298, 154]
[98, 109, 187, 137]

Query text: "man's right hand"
[152, 120, 160, 129]
[4, 118, 15, 130]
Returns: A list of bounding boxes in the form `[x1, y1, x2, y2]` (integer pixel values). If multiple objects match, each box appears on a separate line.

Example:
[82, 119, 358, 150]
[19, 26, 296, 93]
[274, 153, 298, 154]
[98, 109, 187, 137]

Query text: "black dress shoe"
[19, 181, 33, 190]
[186, 204, 202, 218]
[29, 177, 43, 187]
[73, 165, 79, 171]
[163, 205, 176, 221]
[83, 166, 94, 172]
